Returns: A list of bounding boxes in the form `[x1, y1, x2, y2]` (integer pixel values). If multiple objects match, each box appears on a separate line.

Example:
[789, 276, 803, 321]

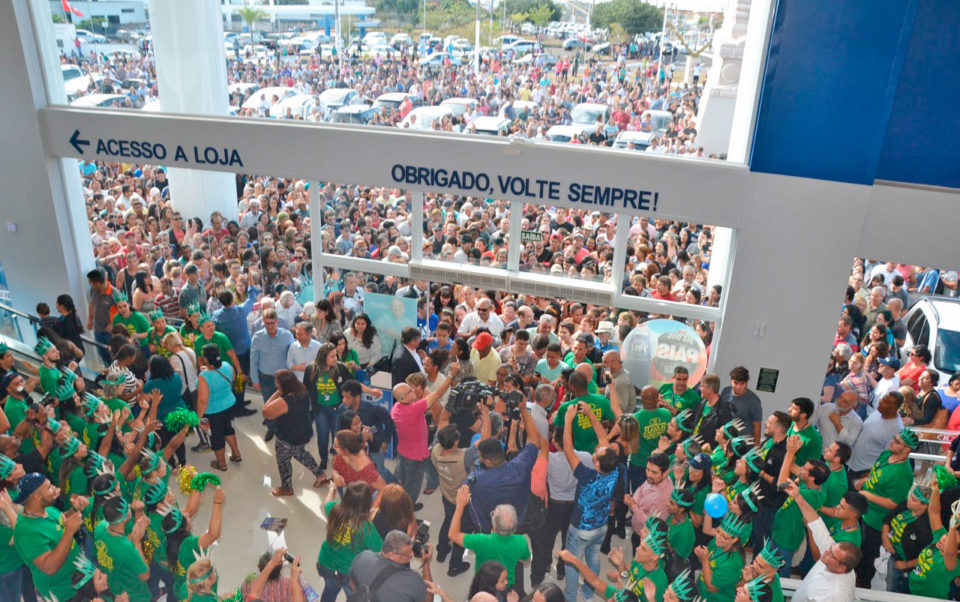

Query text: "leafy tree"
[527, 3, 553, 29]
[508, 0, 561, 22]
[591, 0, 662, 36]
[240, 5, 268, 33]
[51, 14, 66, 23]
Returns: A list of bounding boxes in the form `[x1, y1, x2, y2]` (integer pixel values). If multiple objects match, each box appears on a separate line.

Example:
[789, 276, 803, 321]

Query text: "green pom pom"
[935, 465, 960, 490]
[190, 472, 221, 492]
[164, 408, 200, 432]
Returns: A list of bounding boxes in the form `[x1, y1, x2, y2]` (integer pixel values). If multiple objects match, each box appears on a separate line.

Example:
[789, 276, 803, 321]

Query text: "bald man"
[812, 390, 863, 452]
[603, 350, 635, 414]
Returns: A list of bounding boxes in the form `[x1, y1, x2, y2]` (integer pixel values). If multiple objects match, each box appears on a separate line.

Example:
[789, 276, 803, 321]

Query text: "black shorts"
[207, 406, 236, 450]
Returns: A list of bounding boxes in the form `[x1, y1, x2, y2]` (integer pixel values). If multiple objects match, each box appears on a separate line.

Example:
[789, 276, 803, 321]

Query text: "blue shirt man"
[250, 309, 295, 400]
[212, 287, 258, 358]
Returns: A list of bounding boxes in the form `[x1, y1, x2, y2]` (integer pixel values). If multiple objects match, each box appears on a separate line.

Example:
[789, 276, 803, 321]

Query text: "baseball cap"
[1, 371, 19, 390]
[13, 473, 47, 504]
[576, 332, 594, 346]
[689, 453, 712, 471]
[473, 332, 494, 350]
[878, 357, 900, 369]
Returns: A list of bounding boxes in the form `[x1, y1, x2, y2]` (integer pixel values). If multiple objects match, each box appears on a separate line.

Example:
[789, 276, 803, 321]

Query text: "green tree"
[508, 0, 561, 22]
[240, 5, 268, 33]
[527, 3, 553, 30]
[590, 0, 662, 36]
[51, 14, 66, 23]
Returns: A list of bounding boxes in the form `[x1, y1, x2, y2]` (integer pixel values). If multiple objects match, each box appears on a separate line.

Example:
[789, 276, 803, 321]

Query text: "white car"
[228, 82, 260, 98]
[613, 130, 658, 150]
[470, 116, 512, 136]
[391, 33, 413, 48]
[317, 88, 360, 111]
[103, 49, 141, 62]
[363, 31, 388, 46]
[241, 86, 296, 111]
[419, 52, 453, 70]
[329, 104, 379, 125]
[269, 93, 317, 119]
[398, 105, 455, 131]
[545, 125, 580, 143]
[70, 93, 128, 108]
[363, 44, 400, 60]
[373, 93, 421, 114]
[570, 102, 611, 135]
[440, 97, 478, 117]
[902, 297, 960, 385]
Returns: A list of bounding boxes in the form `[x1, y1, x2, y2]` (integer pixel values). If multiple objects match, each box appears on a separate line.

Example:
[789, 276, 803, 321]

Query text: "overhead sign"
[391, 163, 661, 212]
[68, 129, 243, 167]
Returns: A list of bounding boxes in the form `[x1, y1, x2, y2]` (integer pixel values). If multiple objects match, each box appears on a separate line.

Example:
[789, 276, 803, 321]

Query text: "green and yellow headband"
[643, 528, 667, 555]
[898, 428, 920, 450]
[144, 481, 169, 506]
[758, 538, 784, 568]
[162, 505, 185, 534]
[109, 497, 131, 525]
[668, 569, 696, 601]
[61, 437, 82, 458]
[671, 487, 695, 508]
[112, 290, 129, 303]
[0, 454, 17, 480]
[719, 513, 748, 541]
[149, 309, 165, 322]
[35, 337, 54, 356]
[744, 575, 771, 602]
[72, 554, 98, 590]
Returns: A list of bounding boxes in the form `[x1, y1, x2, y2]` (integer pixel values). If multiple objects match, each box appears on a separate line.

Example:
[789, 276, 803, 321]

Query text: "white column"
[148, 0, 238, 224]
[506, 201, 523, 273]
[309, 180, 324, 301]
[410, 191, 425, 262]
[0, 1, 94, 318]
[706, 225, 733, 290]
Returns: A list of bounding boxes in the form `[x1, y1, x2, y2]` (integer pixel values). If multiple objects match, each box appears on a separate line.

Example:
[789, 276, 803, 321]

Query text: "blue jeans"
[564, 524, 607, 602]
[628, 463, 646, 492]
[317, 561, 349, 602]
[94, 330, 112, 363]
[424, 456, 440, 490]
[396, 454, 428, 503]
[0, 568, 22, 602]
[259, 372, 277, 401]
[887, 555, 909, 593]
[148, 560, 178, 601]
[369, 449, 397, 483]
[314, 405, 338, 466]
[775, 542, 795, 577]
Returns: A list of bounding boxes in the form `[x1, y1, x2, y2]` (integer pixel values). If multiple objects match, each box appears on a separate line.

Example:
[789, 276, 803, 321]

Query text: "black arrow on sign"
[69, 129, 90, 154]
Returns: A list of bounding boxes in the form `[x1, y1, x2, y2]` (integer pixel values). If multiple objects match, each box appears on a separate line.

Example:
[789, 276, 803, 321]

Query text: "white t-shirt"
[792, 518, 856, 602]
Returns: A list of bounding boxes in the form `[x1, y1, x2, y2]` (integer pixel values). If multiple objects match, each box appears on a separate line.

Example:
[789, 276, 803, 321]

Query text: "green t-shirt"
[613, 559, 668, 602]
[668, 516, 695, 559]
[172, 533, 202, 599]
[113, 311, 151, 346]
[63, 463, 89, 499]
[630, 407, 672, 466]
[862, 450, 913, 530]
[820, 467, 849, 531]
[94, 519, 151, 601]
[692, 485, 710, 518]
[179, 323, 202, 350]
[463, 532, 531, 587]
[314, 372, 342, 407]
[888, 509, 922, 560]
[770, 574, 785, 602]
[39, 365, 63, 397]
[144, 511, 168, 568]
[5, 396, 37, 453]
[772, 484, 825, 552]
[659, 383, 700, 413]
[552, 394, 615, 452]
[14, 507, 83, 602]
[0, 521, 23, 573]
[786, 423, 823, 467]
[909, 528, 960, 599]
[830, 522, 862, 547]
[316, 501, 383, 573]
[147, 325, 177, 356]
[697, 539, 743, 602]
[193, 331, 233, 362]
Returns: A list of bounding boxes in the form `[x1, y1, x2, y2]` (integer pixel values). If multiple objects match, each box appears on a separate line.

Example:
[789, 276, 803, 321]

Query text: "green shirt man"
[908, 528, 960, 598]
[94, 519, 151, 601]
[786, 422, 823, 468]
[862, 450, 913, 530]
[553, 393, 614, 451]
[14, 507, 83, 602]
[463, 532, 531, 587]
[820, 466, 849, 531]
[772, 484, 825, 553]
[659, 382, 700, 413]
[113, 311, 151, 346]
[630, 407, 672, 467]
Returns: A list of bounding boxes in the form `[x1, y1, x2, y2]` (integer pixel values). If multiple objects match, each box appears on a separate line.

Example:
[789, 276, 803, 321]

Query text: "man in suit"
[392, 326, 425, 386]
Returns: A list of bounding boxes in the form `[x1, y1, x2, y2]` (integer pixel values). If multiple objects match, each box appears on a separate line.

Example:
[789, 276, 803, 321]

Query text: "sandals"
[229, 455, 243, 463]
[271, 487, 294, 497]
[423, 487, 436, 495]
[313, 474, 331, 488]
[210, 460, 227, 472]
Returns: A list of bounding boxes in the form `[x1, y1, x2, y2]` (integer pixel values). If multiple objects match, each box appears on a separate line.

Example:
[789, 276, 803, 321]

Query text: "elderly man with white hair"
[250, 296, 290, 333]
[276, 290, 301, 327]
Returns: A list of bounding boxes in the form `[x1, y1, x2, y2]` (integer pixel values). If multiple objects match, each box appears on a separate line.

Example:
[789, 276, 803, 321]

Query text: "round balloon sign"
[621, 319, 708, 390]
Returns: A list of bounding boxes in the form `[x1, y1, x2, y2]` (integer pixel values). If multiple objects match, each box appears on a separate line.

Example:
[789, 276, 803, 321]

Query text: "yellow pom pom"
[179, 465, 197, 495]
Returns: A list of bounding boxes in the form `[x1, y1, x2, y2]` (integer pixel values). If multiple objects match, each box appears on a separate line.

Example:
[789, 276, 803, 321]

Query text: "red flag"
[61, 0, 84, 17]
[398, 96, 413, 118]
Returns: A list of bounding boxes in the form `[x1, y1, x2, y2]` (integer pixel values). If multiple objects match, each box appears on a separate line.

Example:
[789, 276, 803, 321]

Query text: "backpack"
[345, 563, 404, 602]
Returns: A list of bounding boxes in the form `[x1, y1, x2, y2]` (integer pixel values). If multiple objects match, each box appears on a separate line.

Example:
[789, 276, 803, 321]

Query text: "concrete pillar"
[148, 0, 238, 224]
[694, 0, 752, 157]
[0, 1, 94, 322]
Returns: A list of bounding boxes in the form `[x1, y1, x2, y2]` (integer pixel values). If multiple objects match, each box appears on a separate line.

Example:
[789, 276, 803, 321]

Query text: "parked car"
[317, 88, 360, 111]
[545, 125, 581, 143]
[591, 42, 611, 55]
[901, 297, 960, 385]
[373, 93, 422, 115]
[570, 102, 611, 135]
[362, 44, 401, 60]
[241, 86, 296, 111]
[330, 104, 379, 125]
[419, 52, 454, 71]
[613, 130, 659, 150]
[470, 116, 512, 136]
[513, 53, 558, 68]
[269, 93, 317, 119]
[562, 38, 588, 51]
[70, 93, 128, 108]
[391, 33, 413, 48]
[398, 105, 455, 130]
[440, 97, 479, 117]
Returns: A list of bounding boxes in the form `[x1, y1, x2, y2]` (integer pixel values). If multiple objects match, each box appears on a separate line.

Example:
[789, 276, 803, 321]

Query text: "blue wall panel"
[750, 0, 917, 185]
[874, 0, 960, 188]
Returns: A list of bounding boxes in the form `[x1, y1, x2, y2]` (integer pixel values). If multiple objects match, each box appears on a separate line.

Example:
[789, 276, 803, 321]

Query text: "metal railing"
[0, 300, 108, 375]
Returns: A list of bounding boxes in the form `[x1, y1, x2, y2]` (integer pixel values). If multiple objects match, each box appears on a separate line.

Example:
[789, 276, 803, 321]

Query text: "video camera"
[446, 378, 524, 419]
[412, 520, 430, 558]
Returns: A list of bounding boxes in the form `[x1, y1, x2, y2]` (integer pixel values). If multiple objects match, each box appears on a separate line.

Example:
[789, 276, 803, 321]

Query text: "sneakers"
[436, 547, 450, 563]
[191, 442, 211, 452]
[413, 502, 424, 511]
[264, 430, 275, 442]
[237, 407, 258, 417]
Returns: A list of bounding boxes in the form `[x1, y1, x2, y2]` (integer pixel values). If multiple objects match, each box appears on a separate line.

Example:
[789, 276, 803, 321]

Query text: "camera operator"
[0, 399, 60, 477]
[463, 394, 542, 534]
[347, 530, 432, 602]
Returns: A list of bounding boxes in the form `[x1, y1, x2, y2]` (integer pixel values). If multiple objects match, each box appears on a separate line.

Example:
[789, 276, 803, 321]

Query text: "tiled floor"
[173, 402, 485, 602]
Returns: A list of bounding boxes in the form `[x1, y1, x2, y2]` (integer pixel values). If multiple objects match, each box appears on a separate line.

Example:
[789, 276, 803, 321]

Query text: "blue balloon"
[704, 493, 728, 519]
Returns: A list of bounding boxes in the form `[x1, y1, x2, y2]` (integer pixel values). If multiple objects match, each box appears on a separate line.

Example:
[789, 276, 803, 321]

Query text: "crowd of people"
[3, 20, 954, 602]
